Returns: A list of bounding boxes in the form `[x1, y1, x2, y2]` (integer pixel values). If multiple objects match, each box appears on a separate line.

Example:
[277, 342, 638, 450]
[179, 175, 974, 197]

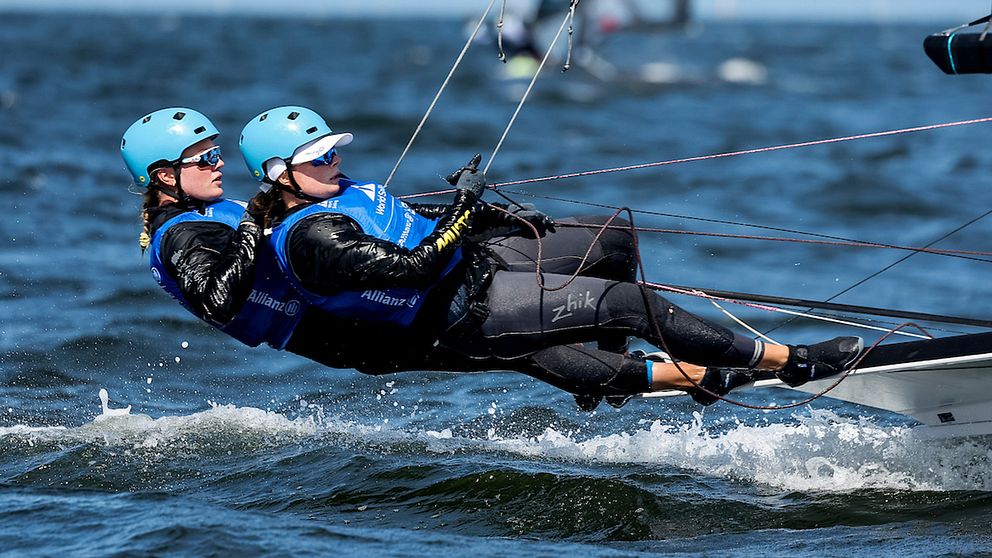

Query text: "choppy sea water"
[2, 11, 992, 557]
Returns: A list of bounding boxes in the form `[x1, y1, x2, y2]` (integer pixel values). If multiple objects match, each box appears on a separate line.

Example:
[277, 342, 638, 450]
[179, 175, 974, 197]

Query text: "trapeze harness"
[269, 180, 463, 327]
[149, 198, 305, 349]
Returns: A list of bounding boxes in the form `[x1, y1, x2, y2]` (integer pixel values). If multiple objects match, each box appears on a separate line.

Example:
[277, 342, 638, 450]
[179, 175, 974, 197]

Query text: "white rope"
[484, 5, 574, 175]
[383, 0, 499, 189]
[706, 297, 782, 346]
[658, 284, 932, 340]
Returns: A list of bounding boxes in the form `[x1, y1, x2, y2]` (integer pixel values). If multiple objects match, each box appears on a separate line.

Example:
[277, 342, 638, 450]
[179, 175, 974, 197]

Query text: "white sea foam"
[482, 409, 992, 492]
[0, 397, 323, 451]
[3, 393, 991, 492]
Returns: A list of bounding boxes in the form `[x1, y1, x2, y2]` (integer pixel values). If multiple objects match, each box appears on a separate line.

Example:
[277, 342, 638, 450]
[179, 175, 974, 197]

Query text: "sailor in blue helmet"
[122, 108, 302, 348]
[240, 105, 865, 410]
[122, 106, 692, 406]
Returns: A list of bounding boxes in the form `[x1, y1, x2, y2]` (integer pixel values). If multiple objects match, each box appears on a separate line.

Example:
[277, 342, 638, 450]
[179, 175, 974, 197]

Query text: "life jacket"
[149, 198, 306, 349]
[269, 180, 462, 327]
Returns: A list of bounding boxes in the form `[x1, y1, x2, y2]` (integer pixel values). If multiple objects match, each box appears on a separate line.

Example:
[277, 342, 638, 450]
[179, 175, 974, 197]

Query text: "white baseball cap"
[263, 132, 353, 182]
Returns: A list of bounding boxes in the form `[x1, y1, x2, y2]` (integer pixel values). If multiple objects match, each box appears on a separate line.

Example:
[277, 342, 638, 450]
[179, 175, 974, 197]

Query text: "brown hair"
[247, 186, 287, 229]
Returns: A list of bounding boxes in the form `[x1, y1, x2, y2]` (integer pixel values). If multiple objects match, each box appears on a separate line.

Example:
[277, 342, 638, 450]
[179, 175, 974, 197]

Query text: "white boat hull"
[640, 332, 992, 437]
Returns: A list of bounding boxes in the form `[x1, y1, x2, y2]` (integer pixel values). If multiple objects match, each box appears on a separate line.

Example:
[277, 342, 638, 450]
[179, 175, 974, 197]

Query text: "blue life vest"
[269, 180, 462, 327]
[149, 199, 306, 349]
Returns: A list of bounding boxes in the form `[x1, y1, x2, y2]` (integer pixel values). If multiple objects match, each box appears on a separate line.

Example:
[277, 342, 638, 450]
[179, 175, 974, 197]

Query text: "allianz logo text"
[247, 289, 301, 316]
[361, 290, 420, 308]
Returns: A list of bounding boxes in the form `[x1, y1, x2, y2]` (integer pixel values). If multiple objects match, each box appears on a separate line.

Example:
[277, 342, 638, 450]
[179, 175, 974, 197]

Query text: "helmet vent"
[194, 126, 206, 134]
[173, 111, 186, 120]
[142, 116, 152, 124]
[259, 113, 268, 122]
[287, 111, 300, 120]
[306, 126, 318, 134]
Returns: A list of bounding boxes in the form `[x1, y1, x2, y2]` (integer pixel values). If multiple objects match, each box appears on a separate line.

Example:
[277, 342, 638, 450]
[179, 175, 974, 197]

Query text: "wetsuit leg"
[482, 216, 636, 352]
[482, 216, 637, 281]
[341, 340, 650, 398]
[446, 271, 759, 367]
[516, 345, 650, 396]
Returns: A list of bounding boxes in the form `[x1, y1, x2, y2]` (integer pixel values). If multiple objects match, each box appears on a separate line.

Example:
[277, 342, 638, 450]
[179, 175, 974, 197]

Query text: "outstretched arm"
[287, 188, 479, 294]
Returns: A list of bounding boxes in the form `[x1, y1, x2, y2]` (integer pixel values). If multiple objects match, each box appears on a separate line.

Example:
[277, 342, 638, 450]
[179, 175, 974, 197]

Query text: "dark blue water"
[3, 12, 992, 556]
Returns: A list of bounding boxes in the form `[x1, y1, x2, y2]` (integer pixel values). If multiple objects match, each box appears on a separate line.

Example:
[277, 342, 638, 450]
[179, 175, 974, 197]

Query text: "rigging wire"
[490, 116, 992, 188]
[389, 2, 980, 410]
[447, 188, 992, 265]
[496, 0, 507, 62]
[401, 115, 992, 197]
[555, 222, 992, 261]
[763, 206, 992, 335]
[562, 0, 580, 71]
[484, 1, 579, 175]
[642, 281, 931, 340]
[382, 0, 500, 189]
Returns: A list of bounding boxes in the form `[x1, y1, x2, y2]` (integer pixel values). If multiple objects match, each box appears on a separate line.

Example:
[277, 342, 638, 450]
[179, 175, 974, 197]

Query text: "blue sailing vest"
[269, 180, 462, 327]
[149, 199, 306, 349]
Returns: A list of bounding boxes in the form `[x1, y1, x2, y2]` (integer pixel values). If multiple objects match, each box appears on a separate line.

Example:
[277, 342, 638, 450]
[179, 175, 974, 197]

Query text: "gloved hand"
[445, 154, 486, 198]
[509, 202, 556, 235]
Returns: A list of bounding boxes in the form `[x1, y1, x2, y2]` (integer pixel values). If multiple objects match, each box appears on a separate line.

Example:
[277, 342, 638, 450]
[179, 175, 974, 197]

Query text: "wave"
[3, 393, 991, 493]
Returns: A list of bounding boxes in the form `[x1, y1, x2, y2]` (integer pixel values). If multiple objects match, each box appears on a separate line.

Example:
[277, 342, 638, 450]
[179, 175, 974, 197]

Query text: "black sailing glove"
[508, 202, 556, 236]
[445, 154, 486, 199]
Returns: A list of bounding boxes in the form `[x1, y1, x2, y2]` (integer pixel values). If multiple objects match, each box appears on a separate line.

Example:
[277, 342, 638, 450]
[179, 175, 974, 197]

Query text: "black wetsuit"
[147, 203, 261, 325]
[280, 203, 762, 397]
[151, 197, 760, 398]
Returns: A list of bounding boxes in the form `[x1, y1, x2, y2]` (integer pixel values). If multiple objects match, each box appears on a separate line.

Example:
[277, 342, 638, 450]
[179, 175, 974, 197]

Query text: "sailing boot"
[775, 336, 864, 388]
[688, 368, 756, 406]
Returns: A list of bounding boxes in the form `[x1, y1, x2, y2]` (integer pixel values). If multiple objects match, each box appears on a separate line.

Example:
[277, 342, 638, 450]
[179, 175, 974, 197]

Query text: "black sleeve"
[159, 220, 262, 325]
[288, 190, 478, 295]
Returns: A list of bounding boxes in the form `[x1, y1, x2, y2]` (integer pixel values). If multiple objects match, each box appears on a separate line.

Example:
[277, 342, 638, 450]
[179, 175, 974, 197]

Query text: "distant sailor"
[236, 105, 864, 410]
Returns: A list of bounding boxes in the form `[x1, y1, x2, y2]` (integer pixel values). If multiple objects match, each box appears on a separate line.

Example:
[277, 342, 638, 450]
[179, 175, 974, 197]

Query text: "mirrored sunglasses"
[179, 146, 222, 168]
[310, 148, 337, 167]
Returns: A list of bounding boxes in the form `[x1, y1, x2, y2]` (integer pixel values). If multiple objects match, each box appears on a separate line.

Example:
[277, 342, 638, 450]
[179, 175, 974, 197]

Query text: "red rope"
[493, 203, 894, 410]
[494, 116, 992, 188]
[399, 116, 992, 199]
[556, 222, 992, 259]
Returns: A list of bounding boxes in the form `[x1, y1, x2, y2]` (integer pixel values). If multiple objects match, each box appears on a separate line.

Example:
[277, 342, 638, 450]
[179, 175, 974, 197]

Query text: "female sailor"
[239, 105, 864, 409]
[122, 107, 302, 351]
[121, 107, 753, 409]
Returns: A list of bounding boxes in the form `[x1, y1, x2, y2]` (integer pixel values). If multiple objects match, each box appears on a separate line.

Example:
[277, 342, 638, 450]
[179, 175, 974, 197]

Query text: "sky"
[1, 0, 989, 22]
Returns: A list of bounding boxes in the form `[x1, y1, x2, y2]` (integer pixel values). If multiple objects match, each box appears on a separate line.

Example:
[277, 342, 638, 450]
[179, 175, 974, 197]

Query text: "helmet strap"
[272, 160, 329, 204]
[151, 164, 204, 212]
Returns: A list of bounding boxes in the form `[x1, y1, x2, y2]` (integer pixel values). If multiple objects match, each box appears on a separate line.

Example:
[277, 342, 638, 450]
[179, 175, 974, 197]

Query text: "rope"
[484, 3, 576, 175]
[382, 3, 967, 410]
[706, 297, 782, 346]
[642, 281, 931, 340]
[556, 222, 992, 262]
[382, 0, 499, 189]
[762, 206, 992, 335]
[491, 116, 992, 188]
[487, 203, 906, 408]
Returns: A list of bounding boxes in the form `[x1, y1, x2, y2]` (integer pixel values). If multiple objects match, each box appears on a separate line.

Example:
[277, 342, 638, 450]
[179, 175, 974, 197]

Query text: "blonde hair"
[138, 187, 158, 253]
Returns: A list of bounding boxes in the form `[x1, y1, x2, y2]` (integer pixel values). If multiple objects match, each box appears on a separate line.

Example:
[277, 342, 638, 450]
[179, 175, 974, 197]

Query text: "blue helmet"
[239, 106, 351, 182]
[121, 108, 219, 187]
